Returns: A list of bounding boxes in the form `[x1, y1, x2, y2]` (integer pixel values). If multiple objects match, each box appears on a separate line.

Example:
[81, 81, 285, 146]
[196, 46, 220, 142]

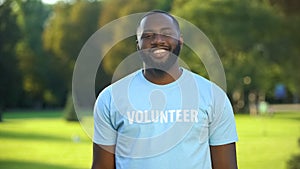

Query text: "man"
[92, 10, 238, 169]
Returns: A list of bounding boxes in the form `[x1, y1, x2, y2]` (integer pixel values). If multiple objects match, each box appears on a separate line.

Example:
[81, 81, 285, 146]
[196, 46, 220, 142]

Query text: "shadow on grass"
[0, 160, 76, 169]
[273, 112, 300, 121]
[0, 130, 70, 142]
[2, 110, 63, 119]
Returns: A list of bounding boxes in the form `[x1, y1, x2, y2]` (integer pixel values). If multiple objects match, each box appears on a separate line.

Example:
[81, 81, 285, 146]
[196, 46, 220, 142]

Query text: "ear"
[136, 39, 140, 50]
[179, 35, 184, 47]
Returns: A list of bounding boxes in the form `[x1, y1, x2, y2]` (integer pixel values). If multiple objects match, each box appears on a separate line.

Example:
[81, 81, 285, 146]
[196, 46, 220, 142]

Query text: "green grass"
[0, 110, 92, 169]
[236, 113, 300, 169]
[0, 110, 299, 169]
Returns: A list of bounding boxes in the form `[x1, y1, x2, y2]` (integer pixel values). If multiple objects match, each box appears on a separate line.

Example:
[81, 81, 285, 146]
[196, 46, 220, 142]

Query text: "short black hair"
[137, 10, 180, 32]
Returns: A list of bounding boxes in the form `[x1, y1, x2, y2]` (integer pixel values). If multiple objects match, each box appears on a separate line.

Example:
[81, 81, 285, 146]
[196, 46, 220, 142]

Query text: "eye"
[141, 33, 155, 39]
[161, 30, 176, 38]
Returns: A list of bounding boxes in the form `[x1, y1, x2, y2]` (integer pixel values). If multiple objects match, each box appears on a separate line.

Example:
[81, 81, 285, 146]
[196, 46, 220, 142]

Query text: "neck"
[143, 62, 182, 85]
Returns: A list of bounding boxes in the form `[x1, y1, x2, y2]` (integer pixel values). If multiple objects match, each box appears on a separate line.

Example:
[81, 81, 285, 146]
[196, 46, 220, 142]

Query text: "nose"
[151, 33, 165, 45]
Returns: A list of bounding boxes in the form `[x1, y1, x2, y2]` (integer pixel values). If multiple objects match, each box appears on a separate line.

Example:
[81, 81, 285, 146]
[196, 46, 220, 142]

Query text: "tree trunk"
[64, 93, 79, 121]
[0, 106, 3, 122]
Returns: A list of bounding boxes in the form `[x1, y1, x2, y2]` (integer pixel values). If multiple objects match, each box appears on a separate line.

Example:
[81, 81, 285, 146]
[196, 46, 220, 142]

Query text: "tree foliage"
[172, 0, 299, 111]
[0, 0, 299, 114]
[15, 0, 52, 108]
[43, 0, 101, 120]
[43, 0, 101, 86]
[0, 1, 22, 109]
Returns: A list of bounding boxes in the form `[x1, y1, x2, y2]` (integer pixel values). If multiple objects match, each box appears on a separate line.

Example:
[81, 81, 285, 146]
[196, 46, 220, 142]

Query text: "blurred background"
[0, 0, 299, 169]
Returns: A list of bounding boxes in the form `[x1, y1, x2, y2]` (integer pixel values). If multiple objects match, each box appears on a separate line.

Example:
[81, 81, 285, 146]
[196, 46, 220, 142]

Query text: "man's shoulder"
[183, 68, 226, 96]
[184, 68, 212, 86]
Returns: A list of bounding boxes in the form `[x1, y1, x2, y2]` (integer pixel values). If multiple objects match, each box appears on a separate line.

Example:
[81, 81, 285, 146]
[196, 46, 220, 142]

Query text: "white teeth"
[153, 49, 167, 54]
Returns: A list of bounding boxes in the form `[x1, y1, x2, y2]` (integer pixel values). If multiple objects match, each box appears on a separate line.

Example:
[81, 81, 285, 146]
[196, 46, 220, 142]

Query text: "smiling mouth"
[152, 48, 169, 58]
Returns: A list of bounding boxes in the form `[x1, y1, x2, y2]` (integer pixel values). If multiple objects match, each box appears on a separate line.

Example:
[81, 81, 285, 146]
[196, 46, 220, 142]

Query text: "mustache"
[137, 40, 181, 57]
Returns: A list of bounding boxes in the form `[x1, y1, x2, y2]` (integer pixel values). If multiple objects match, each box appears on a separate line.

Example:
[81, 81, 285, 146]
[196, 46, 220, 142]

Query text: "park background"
[0, 0, 299, 168]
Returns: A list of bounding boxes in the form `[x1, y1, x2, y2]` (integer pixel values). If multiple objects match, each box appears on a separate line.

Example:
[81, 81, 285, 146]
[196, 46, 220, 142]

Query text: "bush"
[64, 94, 79, 121]
[287, 138, 300, 169]
[287, 154, 300, 169]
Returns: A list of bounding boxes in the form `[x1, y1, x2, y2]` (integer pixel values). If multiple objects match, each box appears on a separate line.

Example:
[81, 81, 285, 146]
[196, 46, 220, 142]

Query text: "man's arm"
[91, 143, 116, 169]
[210, 143, 238, 169]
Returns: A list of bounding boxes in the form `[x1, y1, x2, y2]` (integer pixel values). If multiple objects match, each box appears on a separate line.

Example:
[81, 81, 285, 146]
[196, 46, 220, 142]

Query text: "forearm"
[210, 143, 238, 169]
[92, 143, 116, 169]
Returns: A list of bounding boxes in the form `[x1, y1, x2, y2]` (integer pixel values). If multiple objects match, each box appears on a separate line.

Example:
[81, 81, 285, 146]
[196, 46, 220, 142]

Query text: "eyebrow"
[143, 27, 174, 33]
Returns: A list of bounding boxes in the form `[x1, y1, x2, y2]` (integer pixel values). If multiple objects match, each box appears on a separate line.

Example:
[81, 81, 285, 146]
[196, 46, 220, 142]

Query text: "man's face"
[137, 13, 182, 71]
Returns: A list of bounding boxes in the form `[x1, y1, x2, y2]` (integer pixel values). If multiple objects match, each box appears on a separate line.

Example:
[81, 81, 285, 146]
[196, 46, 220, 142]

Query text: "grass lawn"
[236, 113, 300, 169]
[0, 110, 92, 169]
[0, 110, 299, 169]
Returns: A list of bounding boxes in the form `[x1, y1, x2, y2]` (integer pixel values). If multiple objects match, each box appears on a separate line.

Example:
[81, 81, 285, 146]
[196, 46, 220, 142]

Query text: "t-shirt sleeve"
[208, 84, 238, 146]
[93, 87, 117, 145]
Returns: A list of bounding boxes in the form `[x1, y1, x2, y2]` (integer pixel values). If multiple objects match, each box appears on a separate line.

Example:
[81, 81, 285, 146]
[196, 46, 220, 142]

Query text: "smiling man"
[136, 11, 182, 82]
[92, 10, 238, 169]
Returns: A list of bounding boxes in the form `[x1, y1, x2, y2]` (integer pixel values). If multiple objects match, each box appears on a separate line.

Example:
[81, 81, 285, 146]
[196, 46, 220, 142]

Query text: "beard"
[139, 40, 181, 74]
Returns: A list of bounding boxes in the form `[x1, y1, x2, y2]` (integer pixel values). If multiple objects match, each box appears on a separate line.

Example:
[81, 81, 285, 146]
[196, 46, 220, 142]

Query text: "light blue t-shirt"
[93, 68, 238, 169]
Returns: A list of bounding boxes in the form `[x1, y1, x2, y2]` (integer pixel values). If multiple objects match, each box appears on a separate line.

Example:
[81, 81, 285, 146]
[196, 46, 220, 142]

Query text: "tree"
[43, 0, 101, 120]
[269, 0, 300, 101]
[14, 0, 53, 108]
[0, 1, 22, 113]
[172, 0, 288, 112]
